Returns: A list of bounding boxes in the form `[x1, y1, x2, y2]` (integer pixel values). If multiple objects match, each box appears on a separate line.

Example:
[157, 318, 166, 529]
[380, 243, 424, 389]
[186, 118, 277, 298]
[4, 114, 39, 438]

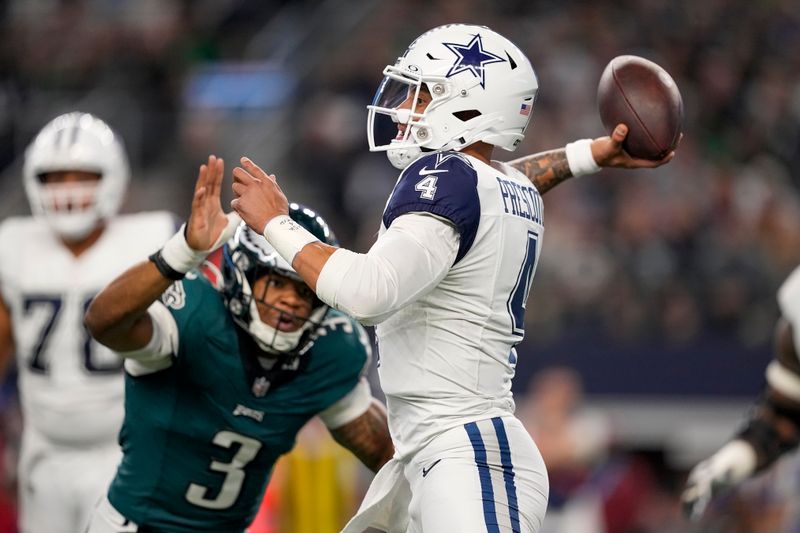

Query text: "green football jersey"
[108, 274, 371, 532]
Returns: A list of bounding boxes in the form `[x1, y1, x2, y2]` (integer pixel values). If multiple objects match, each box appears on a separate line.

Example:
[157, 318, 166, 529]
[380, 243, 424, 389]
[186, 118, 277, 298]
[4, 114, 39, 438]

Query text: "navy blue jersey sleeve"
[382, 151, 480, 263]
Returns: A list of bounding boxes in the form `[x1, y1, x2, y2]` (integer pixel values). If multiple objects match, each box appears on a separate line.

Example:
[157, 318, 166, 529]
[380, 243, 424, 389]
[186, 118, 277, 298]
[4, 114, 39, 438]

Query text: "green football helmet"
[221, 203, 338, 355]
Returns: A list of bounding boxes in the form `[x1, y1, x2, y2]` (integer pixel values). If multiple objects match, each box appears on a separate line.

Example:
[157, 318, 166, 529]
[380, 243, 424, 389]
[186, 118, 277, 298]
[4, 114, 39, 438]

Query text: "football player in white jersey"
[681, 264, 800, 522]
[0, 112, 176, 533]
[228, 24, 675, 533]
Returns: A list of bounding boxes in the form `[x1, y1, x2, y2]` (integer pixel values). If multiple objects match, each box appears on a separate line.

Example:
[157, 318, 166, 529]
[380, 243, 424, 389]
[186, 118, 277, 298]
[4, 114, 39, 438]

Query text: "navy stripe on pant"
[492, 417, 521, 533]
[465, 421, 500, 533]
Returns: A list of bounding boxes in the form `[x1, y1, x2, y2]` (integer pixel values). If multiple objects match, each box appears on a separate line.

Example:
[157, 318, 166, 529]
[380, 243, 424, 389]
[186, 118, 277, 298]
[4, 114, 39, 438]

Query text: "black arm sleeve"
[735, 393, 800, 472]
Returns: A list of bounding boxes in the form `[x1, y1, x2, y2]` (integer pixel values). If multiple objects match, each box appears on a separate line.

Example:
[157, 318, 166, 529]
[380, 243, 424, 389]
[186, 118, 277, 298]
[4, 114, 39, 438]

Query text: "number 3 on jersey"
[507, 231, 540, 337]
[186, 431, 262, 510]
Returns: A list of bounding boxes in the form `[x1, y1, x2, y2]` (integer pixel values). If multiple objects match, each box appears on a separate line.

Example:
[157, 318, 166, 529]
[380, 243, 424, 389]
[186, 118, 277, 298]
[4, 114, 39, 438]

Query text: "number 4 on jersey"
[415, 176, 438, 200]
[508, 231, 540, 337]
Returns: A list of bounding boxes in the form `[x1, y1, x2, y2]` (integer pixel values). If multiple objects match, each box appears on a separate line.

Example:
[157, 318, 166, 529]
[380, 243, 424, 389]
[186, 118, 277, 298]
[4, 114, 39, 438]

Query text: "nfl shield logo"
[252, 377, 270, 397]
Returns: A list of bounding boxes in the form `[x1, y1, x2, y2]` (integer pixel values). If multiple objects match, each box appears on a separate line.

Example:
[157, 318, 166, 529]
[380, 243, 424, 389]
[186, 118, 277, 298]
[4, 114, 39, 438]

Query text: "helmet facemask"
[34, 173, 103, 241]
[367, 67, 443, 169]
[245, 269, 328, 355]
[222, 224, 329, 356]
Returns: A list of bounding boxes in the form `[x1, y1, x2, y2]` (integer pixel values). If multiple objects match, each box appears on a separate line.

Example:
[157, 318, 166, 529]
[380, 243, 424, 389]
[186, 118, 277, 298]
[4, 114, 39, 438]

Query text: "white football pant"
[405, 416, 548, 532]
[19, 427, 121, 533]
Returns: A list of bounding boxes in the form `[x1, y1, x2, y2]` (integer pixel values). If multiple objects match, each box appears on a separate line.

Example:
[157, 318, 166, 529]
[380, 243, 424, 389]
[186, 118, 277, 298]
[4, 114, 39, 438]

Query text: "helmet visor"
[367, 68, 426, 151]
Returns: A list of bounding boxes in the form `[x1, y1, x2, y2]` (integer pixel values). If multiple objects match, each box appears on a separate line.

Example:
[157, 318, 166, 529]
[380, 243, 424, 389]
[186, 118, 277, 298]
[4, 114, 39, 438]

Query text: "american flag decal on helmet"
[519, 103, 531, 116]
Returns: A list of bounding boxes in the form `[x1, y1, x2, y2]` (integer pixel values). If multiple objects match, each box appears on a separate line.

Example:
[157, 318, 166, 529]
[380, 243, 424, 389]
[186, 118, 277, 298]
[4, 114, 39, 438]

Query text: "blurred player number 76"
[597, 55, 684, 160]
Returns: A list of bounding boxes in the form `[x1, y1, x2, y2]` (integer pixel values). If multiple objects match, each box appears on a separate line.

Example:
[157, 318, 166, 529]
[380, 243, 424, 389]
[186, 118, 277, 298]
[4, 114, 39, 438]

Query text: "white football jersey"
[376, 151, 544, 458]
[0, 212, 175, 446]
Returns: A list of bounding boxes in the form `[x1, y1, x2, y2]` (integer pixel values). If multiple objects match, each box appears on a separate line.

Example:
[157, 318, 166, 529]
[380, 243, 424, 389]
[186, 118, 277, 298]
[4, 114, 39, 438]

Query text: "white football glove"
[681, 439, 757, 521]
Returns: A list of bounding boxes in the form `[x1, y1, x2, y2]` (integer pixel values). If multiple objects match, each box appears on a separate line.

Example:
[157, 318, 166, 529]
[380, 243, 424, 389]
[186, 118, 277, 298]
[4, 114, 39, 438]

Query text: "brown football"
[597, 55, 683, 160]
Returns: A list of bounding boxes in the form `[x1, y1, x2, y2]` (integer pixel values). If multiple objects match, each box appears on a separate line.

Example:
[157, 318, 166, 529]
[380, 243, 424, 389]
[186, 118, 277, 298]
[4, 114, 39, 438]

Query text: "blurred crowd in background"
[2, 0, 800, 531]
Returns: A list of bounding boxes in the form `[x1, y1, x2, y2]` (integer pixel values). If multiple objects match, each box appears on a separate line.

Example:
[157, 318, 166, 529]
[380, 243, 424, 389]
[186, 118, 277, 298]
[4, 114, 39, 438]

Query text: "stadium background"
[1, 0, 800, 531]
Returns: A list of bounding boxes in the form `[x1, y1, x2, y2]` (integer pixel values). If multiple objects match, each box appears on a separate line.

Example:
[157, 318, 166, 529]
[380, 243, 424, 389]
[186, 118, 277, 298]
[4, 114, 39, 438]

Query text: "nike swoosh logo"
[419, 167, 449, 176]
[422, 459, 442, 478]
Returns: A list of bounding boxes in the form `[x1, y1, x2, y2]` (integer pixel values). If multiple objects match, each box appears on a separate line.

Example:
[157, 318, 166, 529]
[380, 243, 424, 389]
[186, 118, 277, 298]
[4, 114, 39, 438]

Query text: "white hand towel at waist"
[341, 458, 410, 533]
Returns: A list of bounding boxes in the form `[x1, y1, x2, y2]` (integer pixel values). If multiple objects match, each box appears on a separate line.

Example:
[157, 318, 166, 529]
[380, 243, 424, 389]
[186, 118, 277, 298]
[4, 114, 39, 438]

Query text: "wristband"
[158, 223, 209, 275]
[151, 213, 242, 281]
[263, 215, 320, 264]
[565, 138, 601, 177]
[149, 250, 186, 281]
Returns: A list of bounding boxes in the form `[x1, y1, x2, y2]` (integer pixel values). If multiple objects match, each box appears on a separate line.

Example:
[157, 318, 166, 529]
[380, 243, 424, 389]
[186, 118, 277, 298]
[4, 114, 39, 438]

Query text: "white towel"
[341, 458, 411, 533]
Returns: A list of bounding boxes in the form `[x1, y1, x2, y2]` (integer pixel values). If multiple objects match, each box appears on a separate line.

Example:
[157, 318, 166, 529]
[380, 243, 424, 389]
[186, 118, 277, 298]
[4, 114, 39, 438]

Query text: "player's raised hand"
[230, 157, 289, 233]
[186, 155, 233, 251]
[680, 439, 757, 522]
[591, 124, 678, 169]
[681, 459, 720, 521]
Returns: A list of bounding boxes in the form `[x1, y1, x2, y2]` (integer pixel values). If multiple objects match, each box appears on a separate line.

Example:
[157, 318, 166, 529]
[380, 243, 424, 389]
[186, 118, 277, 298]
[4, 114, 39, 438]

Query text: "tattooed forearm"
[507, 148, 573, 195]
[330, 399, 394, 472]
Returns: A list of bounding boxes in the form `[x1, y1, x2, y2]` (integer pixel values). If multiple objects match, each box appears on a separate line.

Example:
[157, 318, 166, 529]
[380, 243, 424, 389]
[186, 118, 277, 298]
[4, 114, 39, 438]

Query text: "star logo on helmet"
[443, 34, 505, 89]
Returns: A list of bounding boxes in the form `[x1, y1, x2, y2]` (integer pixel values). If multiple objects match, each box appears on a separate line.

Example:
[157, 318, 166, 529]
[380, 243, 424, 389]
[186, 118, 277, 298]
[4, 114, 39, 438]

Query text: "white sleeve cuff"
[263, 215, 320, 265]
[565, 138, 601, 177]
[120, 301, 178, 376]
[318, 378, 373, 429]
[160, 213, 243, 274]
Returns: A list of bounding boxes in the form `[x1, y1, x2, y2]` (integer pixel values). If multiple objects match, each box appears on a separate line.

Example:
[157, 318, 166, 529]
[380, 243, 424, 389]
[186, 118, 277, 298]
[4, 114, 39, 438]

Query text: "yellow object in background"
[250, 417, 364, 533]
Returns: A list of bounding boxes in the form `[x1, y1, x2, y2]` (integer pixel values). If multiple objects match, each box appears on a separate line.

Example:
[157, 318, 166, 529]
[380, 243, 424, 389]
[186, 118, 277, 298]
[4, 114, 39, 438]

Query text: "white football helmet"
[367, 24, 539, 169]
[23, 112, 130, 241]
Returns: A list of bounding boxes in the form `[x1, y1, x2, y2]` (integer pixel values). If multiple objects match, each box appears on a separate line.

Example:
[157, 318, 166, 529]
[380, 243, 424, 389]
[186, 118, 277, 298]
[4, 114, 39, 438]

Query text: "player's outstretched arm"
[681, 317, 800, 520]
[329, 399, 394, 472]
[86, 155, 237, 351]
[507, 124, 676, 195]
[84, 259, 173, 352]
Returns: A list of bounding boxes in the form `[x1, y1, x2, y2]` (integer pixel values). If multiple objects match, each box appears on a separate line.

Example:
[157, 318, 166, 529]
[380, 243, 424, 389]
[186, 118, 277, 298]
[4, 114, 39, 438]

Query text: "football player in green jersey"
[83, 155, 393, 533]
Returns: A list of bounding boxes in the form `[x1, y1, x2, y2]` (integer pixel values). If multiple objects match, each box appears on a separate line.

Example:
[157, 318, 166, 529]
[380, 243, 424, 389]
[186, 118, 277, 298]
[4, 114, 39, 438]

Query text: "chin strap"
[387, 143, 422, 169]
[247, 300, 306, 353]
[246, 299, 329, 355]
